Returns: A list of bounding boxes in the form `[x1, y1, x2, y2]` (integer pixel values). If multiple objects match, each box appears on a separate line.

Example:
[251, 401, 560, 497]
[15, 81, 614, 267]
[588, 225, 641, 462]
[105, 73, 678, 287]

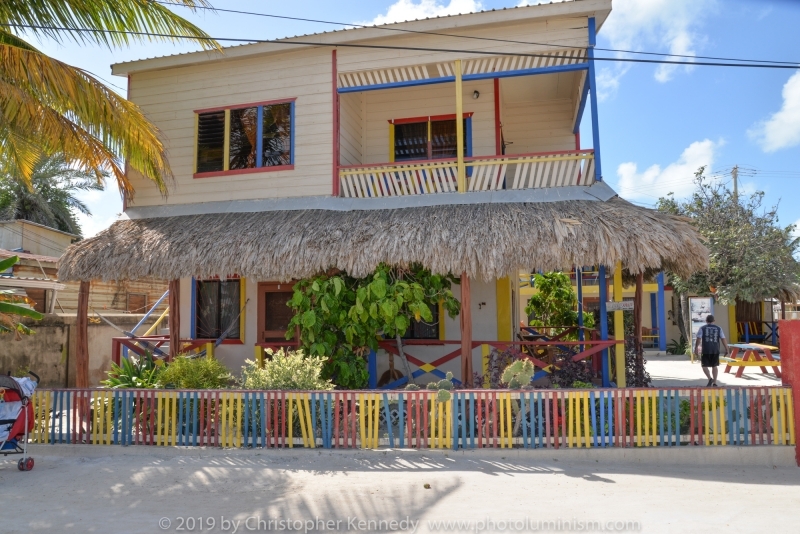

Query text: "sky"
[25, 0, 800, 237]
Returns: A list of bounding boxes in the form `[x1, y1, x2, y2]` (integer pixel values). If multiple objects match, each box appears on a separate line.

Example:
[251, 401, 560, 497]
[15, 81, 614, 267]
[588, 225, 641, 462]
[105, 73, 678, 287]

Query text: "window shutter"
[197, 111, 226, 173]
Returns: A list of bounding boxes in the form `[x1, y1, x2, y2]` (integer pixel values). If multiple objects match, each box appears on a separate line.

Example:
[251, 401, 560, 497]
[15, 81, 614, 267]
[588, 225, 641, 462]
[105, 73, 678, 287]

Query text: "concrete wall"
[0, 314, 158, 388]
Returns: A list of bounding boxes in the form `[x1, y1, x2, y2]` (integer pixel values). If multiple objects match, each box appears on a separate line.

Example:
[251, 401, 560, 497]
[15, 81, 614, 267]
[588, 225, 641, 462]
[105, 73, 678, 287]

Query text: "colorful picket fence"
[28, 387, 795, 449]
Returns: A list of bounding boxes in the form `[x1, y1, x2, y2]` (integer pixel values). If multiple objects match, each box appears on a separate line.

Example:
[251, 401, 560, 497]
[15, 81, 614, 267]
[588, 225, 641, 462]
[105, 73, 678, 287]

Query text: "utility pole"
[732, 165, 739, 202]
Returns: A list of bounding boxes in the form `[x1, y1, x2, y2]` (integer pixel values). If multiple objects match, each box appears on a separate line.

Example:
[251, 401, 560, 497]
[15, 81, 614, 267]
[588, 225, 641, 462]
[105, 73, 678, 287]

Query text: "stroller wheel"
[17, 459, 25, 471]
[25, 458, 34, 471]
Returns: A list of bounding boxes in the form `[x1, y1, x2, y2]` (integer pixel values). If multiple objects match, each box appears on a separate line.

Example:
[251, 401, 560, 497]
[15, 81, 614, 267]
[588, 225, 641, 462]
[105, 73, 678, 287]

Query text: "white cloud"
[749, 71, 800, 153]
[74, 186, 123, 237]
[363, 0, 483, 26]
[596, 0, 714, 98]
[616, 139, 720, 201]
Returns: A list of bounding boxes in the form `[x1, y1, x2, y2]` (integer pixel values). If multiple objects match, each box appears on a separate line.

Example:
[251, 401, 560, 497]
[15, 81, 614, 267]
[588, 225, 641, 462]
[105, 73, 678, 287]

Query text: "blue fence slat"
[538, 393, 545, 449]
[459, 392, 467, 450]
[397, 393, 405, 448]
[469, 393, 476, 449]
[590, 391, 598, 447]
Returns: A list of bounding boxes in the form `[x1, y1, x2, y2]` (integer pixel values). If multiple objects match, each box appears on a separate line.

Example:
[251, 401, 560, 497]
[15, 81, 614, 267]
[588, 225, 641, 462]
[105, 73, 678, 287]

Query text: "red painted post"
[777, 320, 800, 465]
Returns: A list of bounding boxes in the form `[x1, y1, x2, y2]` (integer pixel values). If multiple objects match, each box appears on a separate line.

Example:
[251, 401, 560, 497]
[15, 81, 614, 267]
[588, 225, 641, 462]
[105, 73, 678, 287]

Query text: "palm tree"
[0, 1, 220, 200]
[0, 154, 106, 237]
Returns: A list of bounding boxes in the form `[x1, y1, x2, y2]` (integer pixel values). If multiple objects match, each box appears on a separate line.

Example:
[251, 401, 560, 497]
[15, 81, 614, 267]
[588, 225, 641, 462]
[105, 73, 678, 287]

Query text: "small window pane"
[219, 280, 241, 339]
[403, 303, 440, 340]
[197, 111, 225, 173]
[262, 103, 292, 167]
[229, 107, 258, 170]
[264, 291, 294, 336]
[394, 122, 428, 161]
[195, 279, 241, 339]
[431, 119, 467, 159]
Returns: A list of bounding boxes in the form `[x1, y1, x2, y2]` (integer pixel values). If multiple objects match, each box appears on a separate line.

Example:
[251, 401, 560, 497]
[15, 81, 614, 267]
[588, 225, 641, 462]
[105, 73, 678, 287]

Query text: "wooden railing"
[338, 149, 595, 198]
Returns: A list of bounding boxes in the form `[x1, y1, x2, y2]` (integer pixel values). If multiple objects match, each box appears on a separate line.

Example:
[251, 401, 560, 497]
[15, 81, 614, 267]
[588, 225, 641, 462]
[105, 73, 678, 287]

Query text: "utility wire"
[4, 23, 799, 69]
[155, 1, 800, 66]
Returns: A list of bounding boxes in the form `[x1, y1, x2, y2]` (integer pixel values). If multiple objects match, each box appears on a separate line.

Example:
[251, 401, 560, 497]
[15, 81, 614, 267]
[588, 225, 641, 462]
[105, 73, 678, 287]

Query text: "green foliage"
[101, 352, 162, 389]
[501, 360, 535, 390]
[158, 355, 232, 389]
[404, 383, 420, 391]
[240, 348, 333, 390]
[666, 337, 689, 355]
[525, 272, 595, 337]
[571, 380, 594, 389]
[0, 154, 105, 236]
[0, 255, 44, 337]
[657, 167, 800, 304]
[288, 264, 460, 389]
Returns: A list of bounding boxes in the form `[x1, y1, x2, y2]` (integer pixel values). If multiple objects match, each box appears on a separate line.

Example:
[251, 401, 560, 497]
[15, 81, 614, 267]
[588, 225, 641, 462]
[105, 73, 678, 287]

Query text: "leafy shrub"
[158, 355, 232, 389]
[667, 337, 689, 355]
[551, 360, 594, 388]
[240, 348, 333, 390]
[473, 347, 519, 388]
[101, 352, 162, 388]
[571, 380, 594, 389]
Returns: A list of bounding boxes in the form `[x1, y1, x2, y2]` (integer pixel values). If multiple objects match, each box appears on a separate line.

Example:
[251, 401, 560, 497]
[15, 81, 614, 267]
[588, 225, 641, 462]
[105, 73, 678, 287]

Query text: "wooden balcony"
[338, 149, 595, 198]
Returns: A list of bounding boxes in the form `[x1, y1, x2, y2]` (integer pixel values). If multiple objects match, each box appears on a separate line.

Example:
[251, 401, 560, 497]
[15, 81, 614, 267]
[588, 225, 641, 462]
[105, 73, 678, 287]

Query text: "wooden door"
[257, 282, 297, 343]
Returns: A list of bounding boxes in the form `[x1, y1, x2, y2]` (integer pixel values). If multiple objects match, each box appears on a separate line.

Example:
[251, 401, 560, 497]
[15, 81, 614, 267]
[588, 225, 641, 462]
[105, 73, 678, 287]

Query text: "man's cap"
[706, 315, 715, 323]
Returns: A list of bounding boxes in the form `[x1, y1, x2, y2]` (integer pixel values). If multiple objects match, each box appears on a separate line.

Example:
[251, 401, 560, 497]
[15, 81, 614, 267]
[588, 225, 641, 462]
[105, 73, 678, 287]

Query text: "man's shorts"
[701, 353, 720, 367]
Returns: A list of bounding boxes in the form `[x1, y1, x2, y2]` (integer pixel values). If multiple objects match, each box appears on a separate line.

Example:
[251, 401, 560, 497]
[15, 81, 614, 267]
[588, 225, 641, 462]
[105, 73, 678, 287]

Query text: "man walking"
[694, 314, 729, 387]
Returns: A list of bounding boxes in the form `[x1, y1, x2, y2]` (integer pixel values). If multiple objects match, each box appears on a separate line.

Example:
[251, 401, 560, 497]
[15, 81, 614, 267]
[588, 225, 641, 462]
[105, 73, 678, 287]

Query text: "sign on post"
[606, 301, 634, 311]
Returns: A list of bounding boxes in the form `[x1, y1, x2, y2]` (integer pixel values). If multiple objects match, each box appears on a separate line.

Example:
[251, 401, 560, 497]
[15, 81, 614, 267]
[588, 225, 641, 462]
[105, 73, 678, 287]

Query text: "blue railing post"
[657, 273, 667, 351]
[368, 349, 377, 389]
[587, 17, 602, 182]
[745, 323, 750, 343]
[598, 265, 610, 387]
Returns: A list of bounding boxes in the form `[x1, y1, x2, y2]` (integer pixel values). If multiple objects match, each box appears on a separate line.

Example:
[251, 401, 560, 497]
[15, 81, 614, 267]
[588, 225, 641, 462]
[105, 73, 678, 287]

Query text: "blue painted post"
[587, 17, 603, 182]
[598, 265, 610, 386]
[657, 273, 667, 351]
[576, 267, 584, 343]
[368, 349, 377, 389]
[745, 323, 750, 343]
[772, 321, 777, 346]
[256, 106, 264, 168]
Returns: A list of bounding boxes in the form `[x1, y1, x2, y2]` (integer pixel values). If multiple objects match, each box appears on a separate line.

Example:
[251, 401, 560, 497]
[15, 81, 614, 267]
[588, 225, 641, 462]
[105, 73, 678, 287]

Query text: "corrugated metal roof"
[0, 248, 60, 264]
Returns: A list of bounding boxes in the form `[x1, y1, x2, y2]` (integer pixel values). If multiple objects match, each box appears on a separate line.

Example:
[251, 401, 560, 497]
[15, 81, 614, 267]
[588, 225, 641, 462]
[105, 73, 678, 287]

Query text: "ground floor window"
[195, 278, 241, 339]
[403, 302, 441, 340]
[257, 282, 297, 343]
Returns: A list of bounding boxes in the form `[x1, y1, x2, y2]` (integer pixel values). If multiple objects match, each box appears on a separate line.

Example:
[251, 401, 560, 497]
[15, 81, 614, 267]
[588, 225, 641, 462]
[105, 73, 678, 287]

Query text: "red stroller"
[0, 373, 39, 471]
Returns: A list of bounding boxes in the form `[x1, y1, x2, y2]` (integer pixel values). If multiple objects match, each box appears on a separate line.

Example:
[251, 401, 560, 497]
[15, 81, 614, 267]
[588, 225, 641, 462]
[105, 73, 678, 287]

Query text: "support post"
[587, 17, 602, 182]
[332, 49, 340, 196]
[729, 301, 738, 343]
[496, 277, 512, 342]
[255, 345, 264, 368]
[75, 280, 90, 389]
[613, 262, 626, 387]
[598, 265, 610, 387]
[657, 272, 667, 351]
[168, 280, 181, 359]
[777, 320, 800, 465]
[368, 349, 377, 389]
[454, 59, 466, 192]
[633, 273, 644, 386]
[576, 267, 584, 343]
[460, 272, 473, 386]
[494, 78, 502, 156]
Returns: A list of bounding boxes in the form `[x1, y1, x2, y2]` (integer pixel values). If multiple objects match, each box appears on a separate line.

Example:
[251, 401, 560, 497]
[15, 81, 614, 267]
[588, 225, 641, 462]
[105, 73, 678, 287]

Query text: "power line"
[4, 23, 800, 69]
[155, 1, 800, 66]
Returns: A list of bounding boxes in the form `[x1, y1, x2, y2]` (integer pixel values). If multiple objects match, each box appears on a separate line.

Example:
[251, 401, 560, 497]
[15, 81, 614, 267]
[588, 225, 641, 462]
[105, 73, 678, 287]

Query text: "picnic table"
[722, 343, 781, 378]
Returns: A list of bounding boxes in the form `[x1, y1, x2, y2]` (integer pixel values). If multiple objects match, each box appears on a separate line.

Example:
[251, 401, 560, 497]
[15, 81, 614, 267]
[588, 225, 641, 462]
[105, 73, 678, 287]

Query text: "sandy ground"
[2, 447, 799, 534]
[644, 351, 783, 388]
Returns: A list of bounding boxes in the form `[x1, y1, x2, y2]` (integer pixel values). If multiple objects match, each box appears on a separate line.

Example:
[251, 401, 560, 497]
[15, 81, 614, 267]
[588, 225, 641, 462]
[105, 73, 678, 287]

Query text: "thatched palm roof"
[58, 197, 708, 282]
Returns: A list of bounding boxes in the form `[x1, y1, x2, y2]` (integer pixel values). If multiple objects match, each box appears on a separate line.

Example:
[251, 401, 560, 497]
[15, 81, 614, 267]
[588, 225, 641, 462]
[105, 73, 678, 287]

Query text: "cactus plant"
[501, 360, 535, 389]
[404, 383, 420, 391]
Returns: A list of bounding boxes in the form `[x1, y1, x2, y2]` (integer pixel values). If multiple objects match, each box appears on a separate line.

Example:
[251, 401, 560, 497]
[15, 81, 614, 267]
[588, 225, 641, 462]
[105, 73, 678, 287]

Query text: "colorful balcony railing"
[338, 150, 595, 198]
[29, 386, 794, 449]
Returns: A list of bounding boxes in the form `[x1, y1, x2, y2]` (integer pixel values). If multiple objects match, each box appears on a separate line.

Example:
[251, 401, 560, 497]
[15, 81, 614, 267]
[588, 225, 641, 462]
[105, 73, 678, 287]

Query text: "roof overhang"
[111, 0, 612, 76]
[0, 276, 66, 291]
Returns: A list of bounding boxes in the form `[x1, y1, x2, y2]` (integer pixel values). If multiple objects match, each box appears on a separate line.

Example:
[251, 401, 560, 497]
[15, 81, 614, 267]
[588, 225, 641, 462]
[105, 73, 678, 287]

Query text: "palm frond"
[0, 0, 220, 50]
[1, 45, 173, 197]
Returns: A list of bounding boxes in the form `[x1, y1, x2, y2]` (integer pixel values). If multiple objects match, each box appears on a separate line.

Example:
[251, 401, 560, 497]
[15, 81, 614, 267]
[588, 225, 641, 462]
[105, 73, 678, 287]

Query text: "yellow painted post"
[454, 59, 466, 192]
[613, 262, 626, 387]
[193, 113, 199, 174]
[786, 389, 796, 445]
[480, 344, 491, 388]
[223, 109, 231, 171]
[206, 342, 214, 360]
[388, 123, 395, 163]
[728, 301, 737, 343]
[358, 394, 367, 449]
[505, 394, 513, 448]
[496, 277, 512, 342]
[438, 301, 446, 340]
[771, 389, 780, 445]
[446, 399, 452, 448]
[255, 345, 264, 368]
[582, 392, 590, 448]
[373, 394, 380, 449]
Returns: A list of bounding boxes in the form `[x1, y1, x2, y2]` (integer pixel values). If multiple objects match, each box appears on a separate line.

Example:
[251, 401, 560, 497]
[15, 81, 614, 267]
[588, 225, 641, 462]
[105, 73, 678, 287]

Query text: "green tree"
[0, 255, 43, 337]
[0, 154, 105, 236]
[524, 271, 595, 336]
[287, 264, 461, 389]
[657, 167, 800, 340]
[0, 1, 219, 199]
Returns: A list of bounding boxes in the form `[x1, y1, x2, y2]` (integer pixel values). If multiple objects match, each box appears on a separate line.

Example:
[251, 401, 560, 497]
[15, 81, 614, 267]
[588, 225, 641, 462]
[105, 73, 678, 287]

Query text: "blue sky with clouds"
[27, 0, 800, 237]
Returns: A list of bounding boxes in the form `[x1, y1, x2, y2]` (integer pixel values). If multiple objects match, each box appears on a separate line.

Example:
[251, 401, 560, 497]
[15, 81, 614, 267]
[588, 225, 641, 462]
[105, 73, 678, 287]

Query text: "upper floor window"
[195, 99, 295, 177]
[392, 114, 472, 162]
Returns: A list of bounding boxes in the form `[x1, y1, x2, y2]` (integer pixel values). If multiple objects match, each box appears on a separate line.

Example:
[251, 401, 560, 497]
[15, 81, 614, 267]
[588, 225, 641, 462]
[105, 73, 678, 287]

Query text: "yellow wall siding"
[126, 48, 333, 208]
